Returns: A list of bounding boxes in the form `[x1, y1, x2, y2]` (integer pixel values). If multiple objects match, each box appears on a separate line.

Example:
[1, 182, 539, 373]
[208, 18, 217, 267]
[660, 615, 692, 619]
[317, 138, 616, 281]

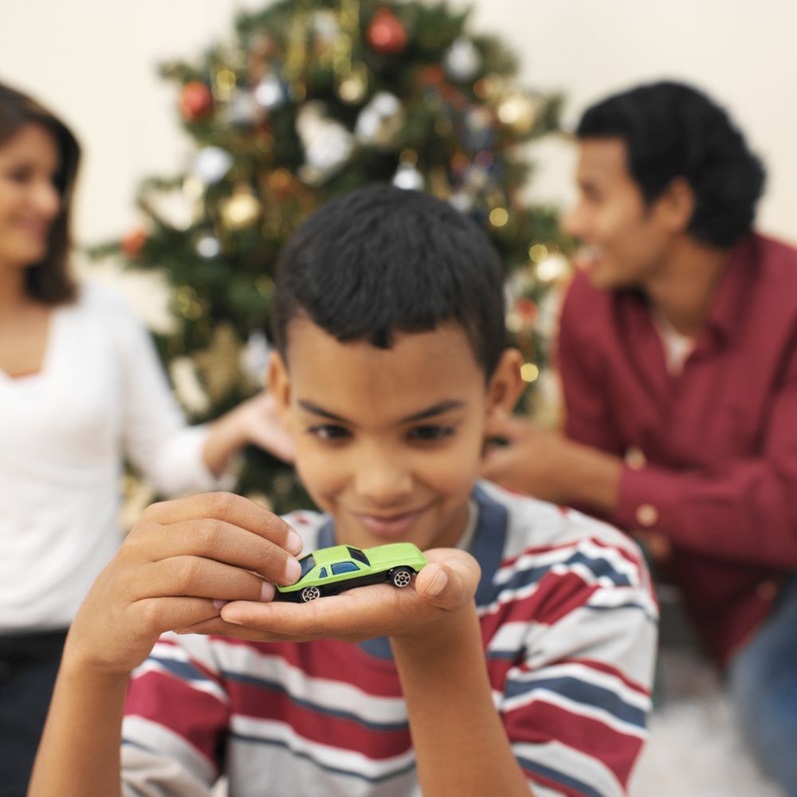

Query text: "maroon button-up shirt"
[557, 233, 797, 664]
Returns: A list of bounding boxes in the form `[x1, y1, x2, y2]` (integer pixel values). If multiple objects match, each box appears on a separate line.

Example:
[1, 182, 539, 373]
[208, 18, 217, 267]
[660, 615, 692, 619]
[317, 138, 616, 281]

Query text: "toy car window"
[298, 555, 316, 580]
[347, 547, 369, 565]
[332, 561, 360, 575]
[319, 567, 328, 578]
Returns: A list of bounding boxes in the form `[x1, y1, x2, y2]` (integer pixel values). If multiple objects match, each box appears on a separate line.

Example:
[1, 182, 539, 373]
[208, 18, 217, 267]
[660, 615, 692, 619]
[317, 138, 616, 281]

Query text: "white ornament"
[254, 74, 286, 110]
[227, 91, 258, 125]
[355, 91, 403, 147]
[170, 356, 211, 414]
[296, 101, 355, 185]
[196, 232, 221, 259]
[449, 191, 473, 213]
[392, 162, 424, 191]
[193, 146, 233, 185]
[241, 329, 272, 385]
[443, 37, 481, 82]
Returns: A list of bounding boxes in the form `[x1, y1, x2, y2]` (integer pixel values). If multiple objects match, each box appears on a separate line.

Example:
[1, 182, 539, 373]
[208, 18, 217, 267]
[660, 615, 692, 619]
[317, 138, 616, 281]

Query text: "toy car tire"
[300, 585, 322, 602]
[390, 567, 413, 588]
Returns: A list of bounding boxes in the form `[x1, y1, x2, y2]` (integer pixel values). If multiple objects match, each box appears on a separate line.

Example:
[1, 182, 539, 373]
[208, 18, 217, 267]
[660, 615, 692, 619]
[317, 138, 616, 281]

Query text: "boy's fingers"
[415, 554, 480, 611]
[127, 556, 278, 604]
[127, 518, 301, 585]
[140, 493, 303, 555]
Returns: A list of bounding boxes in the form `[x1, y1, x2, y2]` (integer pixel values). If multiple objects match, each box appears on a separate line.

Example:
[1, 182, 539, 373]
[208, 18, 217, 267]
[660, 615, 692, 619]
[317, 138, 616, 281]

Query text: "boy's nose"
[353, 450, 413, 505]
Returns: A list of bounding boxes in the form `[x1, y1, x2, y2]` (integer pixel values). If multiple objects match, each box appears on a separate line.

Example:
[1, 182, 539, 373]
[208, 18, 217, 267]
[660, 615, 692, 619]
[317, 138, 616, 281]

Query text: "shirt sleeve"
[498, 518, 658, 796]
[556, 276, 625, 457]
[611, 335, 797, 568]
[108, 288, 234, 496]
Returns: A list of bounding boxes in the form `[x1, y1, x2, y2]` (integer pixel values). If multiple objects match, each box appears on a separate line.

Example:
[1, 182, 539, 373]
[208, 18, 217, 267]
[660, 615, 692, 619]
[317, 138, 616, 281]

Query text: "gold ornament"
[496, 92, 538, 135]
[220, 185, 261, 229]
[194, 323, 244, 404]
[337, 63, 369, 104]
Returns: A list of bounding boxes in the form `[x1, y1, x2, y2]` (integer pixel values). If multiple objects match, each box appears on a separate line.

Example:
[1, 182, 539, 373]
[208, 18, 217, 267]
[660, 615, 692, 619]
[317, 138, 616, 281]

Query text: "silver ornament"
[193, 147, 234, 185]
[443, 37, 481, 82]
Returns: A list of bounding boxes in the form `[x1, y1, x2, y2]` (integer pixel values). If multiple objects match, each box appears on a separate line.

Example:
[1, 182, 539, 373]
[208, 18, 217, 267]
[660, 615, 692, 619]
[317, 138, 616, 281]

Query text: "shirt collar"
[616, 233, 757, 348]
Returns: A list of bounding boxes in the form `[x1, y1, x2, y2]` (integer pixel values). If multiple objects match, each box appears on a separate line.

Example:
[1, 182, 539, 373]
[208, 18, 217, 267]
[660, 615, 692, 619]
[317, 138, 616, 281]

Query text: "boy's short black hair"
[272, 184, 507, 379]
[576, 81, 766, 248]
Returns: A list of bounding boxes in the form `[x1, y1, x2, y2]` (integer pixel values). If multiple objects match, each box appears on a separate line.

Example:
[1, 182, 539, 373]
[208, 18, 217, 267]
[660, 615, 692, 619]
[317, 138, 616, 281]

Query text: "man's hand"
[481, 410, 622, 512]
[481, 411, 575, 502]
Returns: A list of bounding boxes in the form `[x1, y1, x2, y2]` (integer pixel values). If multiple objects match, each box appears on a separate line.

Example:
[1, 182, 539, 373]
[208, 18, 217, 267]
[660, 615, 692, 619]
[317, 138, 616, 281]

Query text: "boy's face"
[269, 317, 520, 551]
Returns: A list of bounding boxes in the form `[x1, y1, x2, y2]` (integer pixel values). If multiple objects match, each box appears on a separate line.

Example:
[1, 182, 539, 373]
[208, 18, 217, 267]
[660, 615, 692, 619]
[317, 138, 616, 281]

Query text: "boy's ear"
[267, 351, 292, 420]
[486, 348, 525, 417]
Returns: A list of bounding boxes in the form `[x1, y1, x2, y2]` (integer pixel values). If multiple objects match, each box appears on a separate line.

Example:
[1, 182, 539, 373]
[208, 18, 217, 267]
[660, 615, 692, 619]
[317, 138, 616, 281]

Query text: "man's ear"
[267, 351, 291, 421]
[486, 348, 525, 418]
[657, 176, 695, 233]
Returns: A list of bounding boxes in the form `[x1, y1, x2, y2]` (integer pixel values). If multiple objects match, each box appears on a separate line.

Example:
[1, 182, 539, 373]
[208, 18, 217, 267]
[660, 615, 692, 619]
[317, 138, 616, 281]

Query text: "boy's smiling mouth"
[350, 506, 430, 539]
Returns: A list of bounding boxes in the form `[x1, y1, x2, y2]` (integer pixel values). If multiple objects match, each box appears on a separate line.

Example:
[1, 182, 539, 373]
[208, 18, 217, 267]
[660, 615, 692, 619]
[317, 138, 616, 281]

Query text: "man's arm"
[487, 273, 797, 568]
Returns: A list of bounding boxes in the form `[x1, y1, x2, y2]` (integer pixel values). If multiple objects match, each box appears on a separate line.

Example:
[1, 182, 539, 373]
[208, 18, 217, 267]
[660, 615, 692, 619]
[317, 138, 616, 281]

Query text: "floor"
[629, 588, 784, 797]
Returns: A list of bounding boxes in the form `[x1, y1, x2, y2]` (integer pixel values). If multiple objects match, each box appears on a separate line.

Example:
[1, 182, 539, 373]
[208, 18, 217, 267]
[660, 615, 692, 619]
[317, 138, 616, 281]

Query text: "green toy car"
[275, 542, 428, 602]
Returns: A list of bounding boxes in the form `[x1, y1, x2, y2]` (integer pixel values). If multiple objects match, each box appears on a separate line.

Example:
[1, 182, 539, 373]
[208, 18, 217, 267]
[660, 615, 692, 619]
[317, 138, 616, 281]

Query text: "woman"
[0, 81, 293, 795]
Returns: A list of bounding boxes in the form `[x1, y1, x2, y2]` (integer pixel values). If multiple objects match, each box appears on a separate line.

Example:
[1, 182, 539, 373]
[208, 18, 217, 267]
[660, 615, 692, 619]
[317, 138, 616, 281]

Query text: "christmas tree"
[95, 0, 572, 513]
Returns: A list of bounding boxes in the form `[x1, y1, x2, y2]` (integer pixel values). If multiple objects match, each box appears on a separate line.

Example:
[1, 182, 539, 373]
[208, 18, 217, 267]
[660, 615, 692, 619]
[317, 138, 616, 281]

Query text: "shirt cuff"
[615, 464, 680, 533]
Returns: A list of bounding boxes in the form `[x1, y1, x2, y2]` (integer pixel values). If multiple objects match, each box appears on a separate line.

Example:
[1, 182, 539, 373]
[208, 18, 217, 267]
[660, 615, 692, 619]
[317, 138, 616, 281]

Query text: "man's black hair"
[576, 81, 766, 248]
[272, 184, 507, 379]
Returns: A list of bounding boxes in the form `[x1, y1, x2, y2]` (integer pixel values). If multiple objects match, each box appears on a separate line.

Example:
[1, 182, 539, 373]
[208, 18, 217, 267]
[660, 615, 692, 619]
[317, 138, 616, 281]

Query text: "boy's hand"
[64, 493, 303, 676]
[180, 549, 481, 644]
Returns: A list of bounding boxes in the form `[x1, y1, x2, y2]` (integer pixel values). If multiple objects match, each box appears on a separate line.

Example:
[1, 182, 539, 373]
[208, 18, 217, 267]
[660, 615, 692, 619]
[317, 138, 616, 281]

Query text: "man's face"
[563, 137, 678, 290]
[270, 318, 514, 552]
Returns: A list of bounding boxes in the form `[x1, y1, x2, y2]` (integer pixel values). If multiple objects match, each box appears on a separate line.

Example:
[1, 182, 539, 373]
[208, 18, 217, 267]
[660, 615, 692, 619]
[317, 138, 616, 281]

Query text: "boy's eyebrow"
[296, 399, 466, 424]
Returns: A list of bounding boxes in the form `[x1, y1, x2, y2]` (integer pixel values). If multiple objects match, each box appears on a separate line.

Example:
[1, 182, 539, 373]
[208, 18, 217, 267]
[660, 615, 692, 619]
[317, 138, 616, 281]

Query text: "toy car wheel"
[301, 586, 322, 602]
[390, 567, 413, 588]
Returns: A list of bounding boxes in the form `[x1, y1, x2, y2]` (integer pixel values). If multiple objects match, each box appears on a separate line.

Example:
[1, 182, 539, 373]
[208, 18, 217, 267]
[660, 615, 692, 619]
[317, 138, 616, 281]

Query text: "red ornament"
[367, 7, 407, 54]
[121, 227, 147, 259]
[179, 81, 213, 121]
[516, 298, 538, 324]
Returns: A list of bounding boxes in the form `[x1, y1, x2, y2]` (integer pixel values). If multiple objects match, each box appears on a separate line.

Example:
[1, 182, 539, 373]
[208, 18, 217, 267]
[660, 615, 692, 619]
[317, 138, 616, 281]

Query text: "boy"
[30, 185, 657, 797]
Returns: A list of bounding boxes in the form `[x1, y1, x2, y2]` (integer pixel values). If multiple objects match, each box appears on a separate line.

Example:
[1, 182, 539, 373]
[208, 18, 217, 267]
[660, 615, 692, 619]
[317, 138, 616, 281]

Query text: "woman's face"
[0, 123, 61, 271]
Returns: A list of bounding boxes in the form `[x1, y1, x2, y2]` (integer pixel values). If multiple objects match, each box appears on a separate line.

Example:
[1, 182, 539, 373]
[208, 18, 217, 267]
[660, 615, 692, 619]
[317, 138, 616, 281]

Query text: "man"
[482, 81, 797, 793]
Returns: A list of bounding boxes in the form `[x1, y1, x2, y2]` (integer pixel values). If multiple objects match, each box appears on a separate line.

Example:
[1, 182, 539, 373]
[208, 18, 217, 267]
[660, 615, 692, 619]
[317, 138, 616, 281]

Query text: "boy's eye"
[408, 425, 455, 442]
[307, 424, 351, 442]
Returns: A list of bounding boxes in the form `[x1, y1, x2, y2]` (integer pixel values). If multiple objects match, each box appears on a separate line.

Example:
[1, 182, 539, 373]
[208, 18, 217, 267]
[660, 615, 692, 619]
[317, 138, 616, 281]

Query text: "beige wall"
[0, 0, 794, 250]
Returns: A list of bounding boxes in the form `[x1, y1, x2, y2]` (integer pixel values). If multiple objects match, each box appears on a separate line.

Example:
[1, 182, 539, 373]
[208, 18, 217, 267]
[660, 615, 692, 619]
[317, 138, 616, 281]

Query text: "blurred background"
[1, 2, 794, 794]
[0, 0, 794, 246]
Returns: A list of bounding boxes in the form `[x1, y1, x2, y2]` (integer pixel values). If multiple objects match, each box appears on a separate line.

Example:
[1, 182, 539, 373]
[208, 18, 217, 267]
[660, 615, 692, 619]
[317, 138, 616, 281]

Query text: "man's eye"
[409, 425, 455, 442]
[308, 424, 350, 441]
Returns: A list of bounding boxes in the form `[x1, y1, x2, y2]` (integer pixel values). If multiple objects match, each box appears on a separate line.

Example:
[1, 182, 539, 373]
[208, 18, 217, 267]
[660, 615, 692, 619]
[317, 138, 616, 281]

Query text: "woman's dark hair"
[0, 82, 81, 303]
[576, 81, 766, 248]
[272, 184, 508, 380]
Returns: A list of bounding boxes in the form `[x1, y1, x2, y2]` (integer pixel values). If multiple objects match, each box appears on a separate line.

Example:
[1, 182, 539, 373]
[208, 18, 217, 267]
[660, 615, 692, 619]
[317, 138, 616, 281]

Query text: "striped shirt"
[122, 481, 658, 797]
